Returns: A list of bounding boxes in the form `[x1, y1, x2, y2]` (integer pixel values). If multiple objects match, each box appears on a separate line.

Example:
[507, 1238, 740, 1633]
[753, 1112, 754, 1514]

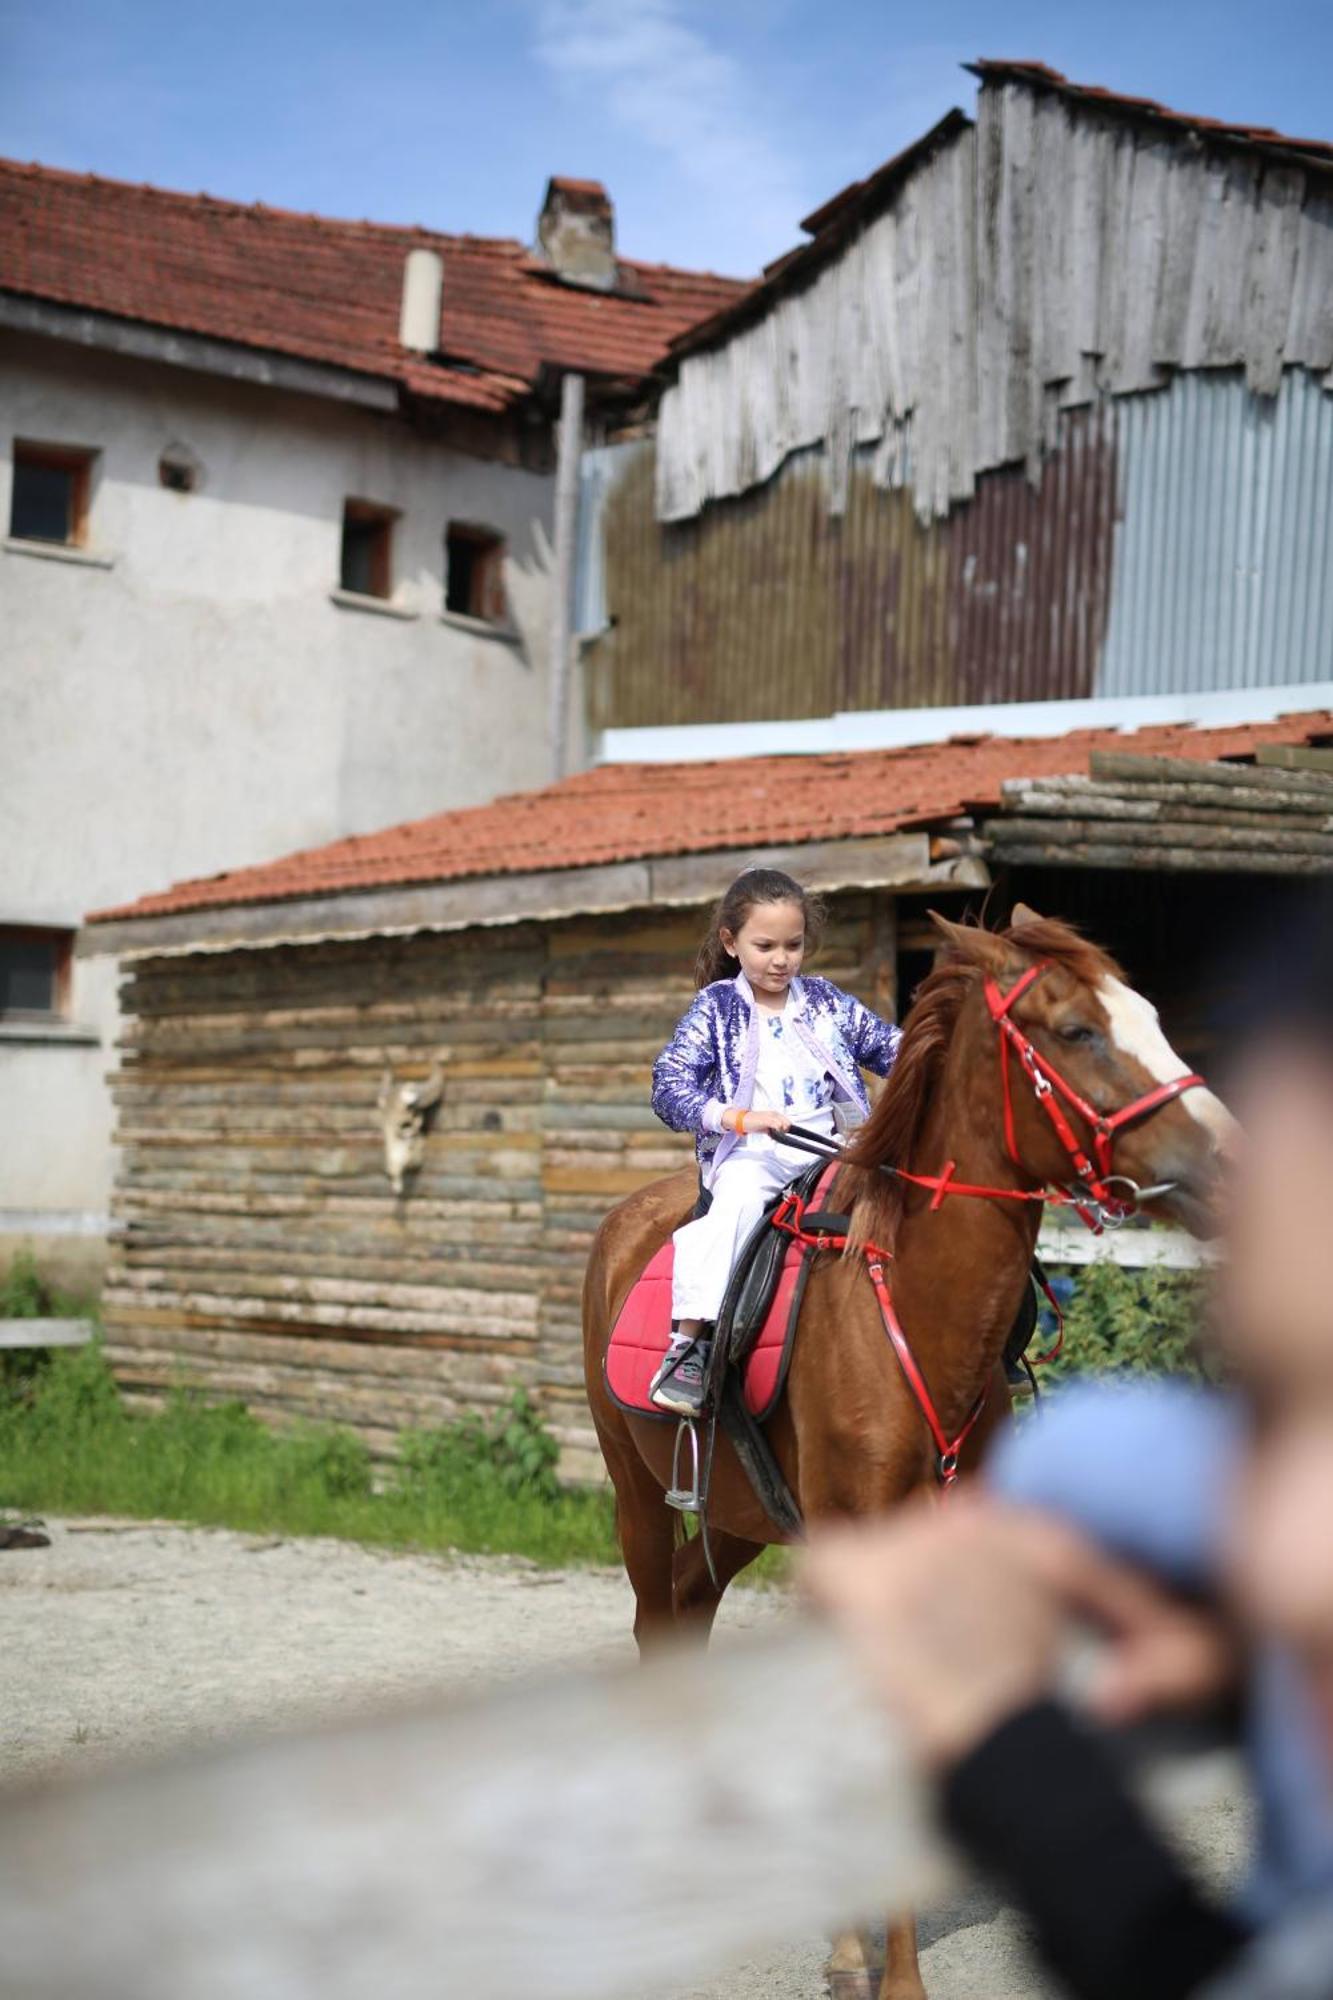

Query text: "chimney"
[536, 177, 617, 292]
[399, 248, 444, 353]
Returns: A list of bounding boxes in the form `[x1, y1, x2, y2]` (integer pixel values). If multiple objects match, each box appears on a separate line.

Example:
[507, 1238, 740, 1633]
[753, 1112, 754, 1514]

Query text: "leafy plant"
[0, 1248, 48, 1319]
[1038, 1260, 1217, 1384]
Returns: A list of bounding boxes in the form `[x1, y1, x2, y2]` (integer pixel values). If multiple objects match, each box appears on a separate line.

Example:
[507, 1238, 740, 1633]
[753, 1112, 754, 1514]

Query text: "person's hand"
[804, 1497, 1237, 1771]
[727, 1108, 791, 1134]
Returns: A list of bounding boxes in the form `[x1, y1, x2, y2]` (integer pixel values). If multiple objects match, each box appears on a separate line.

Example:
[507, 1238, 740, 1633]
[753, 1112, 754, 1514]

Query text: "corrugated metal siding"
[1100, 369, 1333, 697]
[584, 407, 1117, 729]
[584, 368, 1333, 730]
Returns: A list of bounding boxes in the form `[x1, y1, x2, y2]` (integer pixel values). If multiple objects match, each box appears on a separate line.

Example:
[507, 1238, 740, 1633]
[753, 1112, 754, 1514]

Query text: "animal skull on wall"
[377, 1066, 445, 1196]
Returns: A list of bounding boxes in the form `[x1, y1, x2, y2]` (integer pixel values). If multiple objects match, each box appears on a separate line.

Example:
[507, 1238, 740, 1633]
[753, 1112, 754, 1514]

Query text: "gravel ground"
[2, 1518, 1251, 1999]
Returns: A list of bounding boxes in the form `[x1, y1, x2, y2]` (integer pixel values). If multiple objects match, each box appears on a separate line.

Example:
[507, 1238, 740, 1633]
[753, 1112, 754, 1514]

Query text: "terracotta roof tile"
[89, 711, 1333, 927]
[0, 158, 746, 414]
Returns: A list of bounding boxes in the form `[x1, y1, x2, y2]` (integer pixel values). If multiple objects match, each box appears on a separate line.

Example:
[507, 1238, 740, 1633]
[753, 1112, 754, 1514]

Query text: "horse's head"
[928, 908, 1234, 1236]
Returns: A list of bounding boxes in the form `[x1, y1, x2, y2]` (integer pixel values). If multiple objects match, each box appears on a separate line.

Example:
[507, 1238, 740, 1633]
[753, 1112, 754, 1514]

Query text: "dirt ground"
[2, 1518, 1251, 1999]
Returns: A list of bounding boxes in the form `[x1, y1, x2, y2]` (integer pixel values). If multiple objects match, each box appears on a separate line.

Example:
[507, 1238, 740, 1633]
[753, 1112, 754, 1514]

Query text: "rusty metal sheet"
[585, 408, 1117, 729]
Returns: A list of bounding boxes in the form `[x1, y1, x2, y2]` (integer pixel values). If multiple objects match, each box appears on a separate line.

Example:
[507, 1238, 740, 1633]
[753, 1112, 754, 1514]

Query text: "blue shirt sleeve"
[844, 992, 902, 1077]
[651, 989, 720, 1134]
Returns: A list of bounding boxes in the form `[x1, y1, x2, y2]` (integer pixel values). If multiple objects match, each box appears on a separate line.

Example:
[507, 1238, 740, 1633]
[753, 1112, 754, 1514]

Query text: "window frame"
[339, 498, 398, 602]
[0, 925, 74, 1023]
[10, 440, 95, 548]
[445, 520, 508, 626]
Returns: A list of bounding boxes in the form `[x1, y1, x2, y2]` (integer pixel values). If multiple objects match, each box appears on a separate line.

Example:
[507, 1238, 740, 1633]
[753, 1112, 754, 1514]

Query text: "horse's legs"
[595, 1418, 678, 1657]
[671, 1527, 765, 1643]
[827, 1925, 878, 1999]
[880, 1916, 926, 2000]
[825, 1916, 924, 2000]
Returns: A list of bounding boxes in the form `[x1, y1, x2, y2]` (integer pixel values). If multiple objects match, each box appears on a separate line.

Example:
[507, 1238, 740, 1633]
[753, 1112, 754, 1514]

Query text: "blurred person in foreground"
[806, 908, 1333, 2000]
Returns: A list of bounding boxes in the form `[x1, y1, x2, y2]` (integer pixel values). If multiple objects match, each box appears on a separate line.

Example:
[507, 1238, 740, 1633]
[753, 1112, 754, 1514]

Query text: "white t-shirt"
[742, 1003, 836, 1162]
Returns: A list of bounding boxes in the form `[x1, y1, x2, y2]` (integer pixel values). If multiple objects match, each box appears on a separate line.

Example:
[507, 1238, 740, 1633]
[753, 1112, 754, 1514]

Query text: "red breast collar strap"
[866, 1255, 985, 1488]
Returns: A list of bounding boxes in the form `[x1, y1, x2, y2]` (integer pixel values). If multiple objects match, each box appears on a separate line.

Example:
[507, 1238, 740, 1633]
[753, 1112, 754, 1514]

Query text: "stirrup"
[665, 1418, 702, 1512]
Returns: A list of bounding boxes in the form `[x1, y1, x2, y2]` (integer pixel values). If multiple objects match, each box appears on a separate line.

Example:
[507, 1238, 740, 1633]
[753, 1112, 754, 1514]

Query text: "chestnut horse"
[583, 910, 1232, 2000]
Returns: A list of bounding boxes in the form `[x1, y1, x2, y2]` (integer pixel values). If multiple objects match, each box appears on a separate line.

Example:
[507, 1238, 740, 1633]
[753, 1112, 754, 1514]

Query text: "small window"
[0, 926, 72, 1020]
[158, 442, 201, 494]
[340, 499, 396, 600]
[445, 522, 507, 623]
[10, 442, 94, 546]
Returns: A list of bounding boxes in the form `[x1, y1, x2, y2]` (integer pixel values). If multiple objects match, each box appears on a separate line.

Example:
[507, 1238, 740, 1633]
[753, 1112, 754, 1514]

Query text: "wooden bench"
[0, 1319, 94, 1349]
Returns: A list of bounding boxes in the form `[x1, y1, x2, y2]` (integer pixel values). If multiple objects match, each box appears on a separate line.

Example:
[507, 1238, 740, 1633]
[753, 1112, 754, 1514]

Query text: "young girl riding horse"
[648, 868, 901, 1415]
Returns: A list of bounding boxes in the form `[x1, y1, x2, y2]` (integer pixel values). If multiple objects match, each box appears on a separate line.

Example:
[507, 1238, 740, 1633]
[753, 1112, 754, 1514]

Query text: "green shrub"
[397, 1390, 560, 1503]
[1039, 1260, 1215, 1384]
[0, 1250, 103, 1403]
[0, 1248, 48, 1319]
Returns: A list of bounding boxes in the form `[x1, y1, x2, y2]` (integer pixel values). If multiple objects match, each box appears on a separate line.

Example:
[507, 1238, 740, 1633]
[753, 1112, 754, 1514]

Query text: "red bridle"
[984, 962, 1208, 1229]
[773, 958, 1213, 1488]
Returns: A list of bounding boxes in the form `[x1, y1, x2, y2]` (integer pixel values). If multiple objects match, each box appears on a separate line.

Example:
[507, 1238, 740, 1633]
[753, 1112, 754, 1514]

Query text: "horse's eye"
[1057, 1022, 1094, 1045]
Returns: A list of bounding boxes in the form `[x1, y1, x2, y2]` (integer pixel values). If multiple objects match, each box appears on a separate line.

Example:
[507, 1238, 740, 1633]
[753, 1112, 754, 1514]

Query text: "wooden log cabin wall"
[103, 891, 899, 1480]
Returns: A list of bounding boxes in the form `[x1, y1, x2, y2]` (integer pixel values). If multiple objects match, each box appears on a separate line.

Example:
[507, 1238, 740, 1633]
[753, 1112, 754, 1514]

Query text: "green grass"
[0, 1342, 621, 1566]
[0, 1249, 1210, 1581]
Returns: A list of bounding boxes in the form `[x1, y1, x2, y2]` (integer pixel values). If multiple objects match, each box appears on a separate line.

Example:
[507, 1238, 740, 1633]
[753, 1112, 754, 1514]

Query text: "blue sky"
[3, 0, 1332, 278]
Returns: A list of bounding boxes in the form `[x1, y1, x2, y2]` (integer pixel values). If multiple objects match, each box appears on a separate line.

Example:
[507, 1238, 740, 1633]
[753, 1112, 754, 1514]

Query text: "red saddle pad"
[605, 1175, 831, 1423]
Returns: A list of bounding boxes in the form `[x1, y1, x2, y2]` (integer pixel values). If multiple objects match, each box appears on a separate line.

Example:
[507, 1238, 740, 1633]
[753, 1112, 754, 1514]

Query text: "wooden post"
[864, 893, 899, 1025]
[0, 1622, 1236, 2000]
[548, 370, 585, 784]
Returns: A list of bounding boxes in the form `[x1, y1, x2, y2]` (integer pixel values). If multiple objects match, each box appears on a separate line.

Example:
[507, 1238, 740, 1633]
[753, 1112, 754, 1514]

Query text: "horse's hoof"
[825, 1974, 879, 2000]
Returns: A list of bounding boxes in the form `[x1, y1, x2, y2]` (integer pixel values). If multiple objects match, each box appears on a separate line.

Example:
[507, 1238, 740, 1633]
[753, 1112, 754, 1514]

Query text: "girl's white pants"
[670, 1147, 802, 1322]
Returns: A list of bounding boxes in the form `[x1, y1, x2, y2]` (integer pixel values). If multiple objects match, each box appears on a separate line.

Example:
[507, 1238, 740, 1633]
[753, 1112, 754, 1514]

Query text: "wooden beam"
[991, 838, 1333, 875]
[1089, 750, 1333, 798]
[863, 892, 899, 1024]
[81, 837, 986, 963]
[0, 1623, 1234, 2000]
[0, 1318, 93, 1349]
[995, 817, 1333, 857]
[1000, 785, 1333, 830]
[1254, 743, 1333, 774]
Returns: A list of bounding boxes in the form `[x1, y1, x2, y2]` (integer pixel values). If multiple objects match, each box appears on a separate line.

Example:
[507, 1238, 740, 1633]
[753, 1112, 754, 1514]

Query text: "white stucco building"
[0, 163, 742, 1284]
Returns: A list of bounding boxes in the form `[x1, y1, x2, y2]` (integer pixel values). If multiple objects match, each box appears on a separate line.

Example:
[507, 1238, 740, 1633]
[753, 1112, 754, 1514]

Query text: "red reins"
[774, 960, 1209, 1487]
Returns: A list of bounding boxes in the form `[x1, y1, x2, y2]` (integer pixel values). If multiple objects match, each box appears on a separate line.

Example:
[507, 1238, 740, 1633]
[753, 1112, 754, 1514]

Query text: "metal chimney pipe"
[548, 370, 585, 783]
[399, 249, 443, 353]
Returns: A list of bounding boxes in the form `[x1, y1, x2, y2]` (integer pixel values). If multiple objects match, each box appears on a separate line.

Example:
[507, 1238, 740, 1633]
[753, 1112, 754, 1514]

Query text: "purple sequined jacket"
[651, 972, 901, 1179]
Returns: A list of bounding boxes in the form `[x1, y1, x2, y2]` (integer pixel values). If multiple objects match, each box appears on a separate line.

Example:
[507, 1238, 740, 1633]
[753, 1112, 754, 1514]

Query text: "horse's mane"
[842, 915, 1123, 1246]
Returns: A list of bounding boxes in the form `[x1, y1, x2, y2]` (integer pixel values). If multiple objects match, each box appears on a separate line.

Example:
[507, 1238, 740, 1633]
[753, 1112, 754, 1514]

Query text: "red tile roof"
[89, 711, 1333, 927]
[0, 157, 746, 416]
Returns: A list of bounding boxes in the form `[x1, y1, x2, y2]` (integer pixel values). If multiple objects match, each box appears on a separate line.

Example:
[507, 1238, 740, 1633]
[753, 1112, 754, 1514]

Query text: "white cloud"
[531, 0, 808, 269]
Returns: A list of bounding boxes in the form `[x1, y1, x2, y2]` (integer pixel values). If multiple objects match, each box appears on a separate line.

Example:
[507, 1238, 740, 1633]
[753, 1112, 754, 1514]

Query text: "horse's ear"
[928, 912, 1018, 977]
[1010, 901, 1045, 928]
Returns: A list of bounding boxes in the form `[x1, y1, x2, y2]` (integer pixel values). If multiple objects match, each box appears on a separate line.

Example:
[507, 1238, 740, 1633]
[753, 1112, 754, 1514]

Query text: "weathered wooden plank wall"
[103, 895, 891, 1478]
[657, 80, 1333, 526]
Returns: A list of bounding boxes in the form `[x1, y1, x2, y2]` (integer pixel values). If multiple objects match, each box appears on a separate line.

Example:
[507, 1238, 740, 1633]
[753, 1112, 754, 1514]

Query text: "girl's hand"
[728, 1108, 791, 1135]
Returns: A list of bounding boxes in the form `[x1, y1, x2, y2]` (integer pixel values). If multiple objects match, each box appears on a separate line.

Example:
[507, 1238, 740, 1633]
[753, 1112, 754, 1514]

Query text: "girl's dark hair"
[695, 868, 825, 988]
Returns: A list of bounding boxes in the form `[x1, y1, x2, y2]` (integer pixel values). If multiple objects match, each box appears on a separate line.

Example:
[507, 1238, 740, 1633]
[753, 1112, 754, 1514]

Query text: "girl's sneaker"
[649, 1335, 712, 1417]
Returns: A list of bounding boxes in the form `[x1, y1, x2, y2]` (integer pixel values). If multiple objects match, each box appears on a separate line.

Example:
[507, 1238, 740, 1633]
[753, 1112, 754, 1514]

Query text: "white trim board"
[1037, 1221, 1222, 1270]
[598, 684, 1333, 766]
